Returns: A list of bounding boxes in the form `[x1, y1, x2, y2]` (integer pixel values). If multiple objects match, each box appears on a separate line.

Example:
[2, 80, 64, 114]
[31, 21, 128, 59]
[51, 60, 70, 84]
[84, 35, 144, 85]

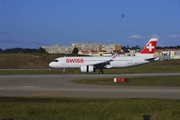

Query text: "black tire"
[125, 78, 130, 82]
[99, 70, 104, 74]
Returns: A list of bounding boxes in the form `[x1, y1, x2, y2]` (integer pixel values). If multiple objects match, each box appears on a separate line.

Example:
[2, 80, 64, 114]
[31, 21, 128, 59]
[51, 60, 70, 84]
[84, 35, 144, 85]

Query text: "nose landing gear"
[62, 68, 66, 75]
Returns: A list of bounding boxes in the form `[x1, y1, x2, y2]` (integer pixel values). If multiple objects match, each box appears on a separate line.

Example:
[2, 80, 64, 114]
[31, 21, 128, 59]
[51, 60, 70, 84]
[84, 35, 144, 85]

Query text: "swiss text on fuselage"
[66, 58, 84, 63]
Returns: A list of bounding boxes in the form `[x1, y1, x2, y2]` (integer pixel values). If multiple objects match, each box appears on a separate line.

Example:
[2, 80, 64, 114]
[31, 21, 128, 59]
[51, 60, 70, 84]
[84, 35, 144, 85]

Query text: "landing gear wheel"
[99, 70, 104, 74]
[62, 68, 66, 75]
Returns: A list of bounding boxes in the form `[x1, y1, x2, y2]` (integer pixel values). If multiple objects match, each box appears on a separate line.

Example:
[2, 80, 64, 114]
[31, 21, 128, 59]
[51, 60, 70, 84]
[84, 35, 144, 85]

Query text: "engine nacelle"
[80, 65, 95, 73]
[105, 65, 113, 68]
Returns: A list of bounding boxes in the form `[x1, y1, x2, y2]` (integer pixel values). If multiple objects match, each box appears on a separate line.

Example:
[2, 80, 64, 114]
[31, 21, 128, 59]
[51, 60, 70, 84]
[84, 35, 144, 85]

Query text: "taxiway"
[0, 73, 180, 99]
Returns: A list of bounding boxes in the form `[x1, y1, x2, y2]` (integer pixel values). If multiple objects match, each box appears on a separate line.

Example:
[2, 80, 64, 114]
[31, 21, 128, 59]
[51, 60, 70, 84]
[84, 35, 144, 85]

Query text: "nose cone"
[49, 62, 55, 68]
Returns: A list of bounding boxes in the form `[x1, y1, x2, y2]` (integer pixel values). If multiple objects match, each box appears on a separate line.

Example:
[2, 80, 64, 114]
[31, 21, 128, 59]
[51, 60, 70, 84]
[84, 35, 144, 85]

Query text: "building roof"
[99, 50, 107, 52]
[111, 50, 125, 54]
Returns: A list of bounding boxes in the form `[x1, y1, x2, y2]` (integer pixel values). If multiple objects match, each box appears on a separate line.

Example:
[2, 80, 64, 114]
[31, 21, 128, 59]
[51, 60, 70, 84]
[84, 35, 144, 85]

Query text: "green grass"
[0, 53, 53, 68]
[71, 75, 180, 86]
[0, 97, 180, 120]
[0, 53, 87, 69]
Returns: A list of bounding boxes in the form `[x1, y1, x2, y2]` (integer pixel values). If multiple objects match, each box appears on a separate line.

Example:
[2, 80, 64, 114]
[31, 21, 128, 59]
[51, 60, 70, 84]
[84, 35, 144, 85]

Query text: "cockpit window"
[53, 60, 58, 62]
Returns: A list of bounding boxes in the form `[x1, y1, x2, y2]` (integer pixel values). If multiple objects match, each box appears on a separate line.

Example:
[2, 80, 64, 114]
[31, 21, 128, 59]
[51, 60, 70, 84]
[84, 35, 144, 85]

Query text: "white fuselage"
[49, 56, 151, 69]
[49, 38, 158, 74]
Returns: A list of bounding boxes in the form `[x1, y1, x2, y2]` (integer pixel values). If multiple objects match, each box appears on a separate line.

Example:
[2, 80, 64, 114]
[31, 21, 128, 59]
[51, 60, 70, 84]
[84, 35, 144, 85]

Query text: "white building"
[42, 42, 122, 55]
[42, 45, 73, 54]
[72, 42, 106, 51]
[170, 50, 180, 59]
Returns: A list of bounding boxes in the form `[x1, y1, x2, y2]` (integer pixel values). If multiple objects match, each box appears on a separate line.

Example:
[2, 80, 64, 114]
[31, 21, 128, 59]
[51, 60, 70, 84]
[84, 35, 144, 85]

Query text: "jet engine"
[80, 65, 95, 72]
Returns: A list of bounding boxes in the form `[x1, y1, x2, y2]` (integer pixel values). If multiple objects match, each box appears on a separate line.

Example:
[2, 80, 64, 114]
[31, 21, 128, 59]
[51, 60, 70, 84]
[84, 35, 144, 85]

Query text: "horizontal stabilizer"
[145, 57, 159, 62]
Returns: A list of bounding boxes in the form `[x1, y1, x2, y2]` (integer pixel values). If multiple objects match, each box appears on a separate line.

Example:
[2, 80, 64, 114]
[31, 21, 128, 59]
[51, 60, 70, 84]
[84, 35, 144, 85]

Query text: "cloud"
[129, 34, 160, 39]
[128, 34, 147, 38]
[167, 34, 180, 38]
[151, 34, 160, 38]
[104, 39, 119, 43]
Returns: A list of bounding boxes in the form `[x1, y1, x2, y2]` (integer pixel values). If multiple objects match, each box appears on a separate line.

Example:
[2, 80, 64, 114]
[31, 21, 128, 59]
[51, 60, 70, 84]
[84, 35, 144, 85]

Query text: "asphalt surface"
[0, 73, 180, 99]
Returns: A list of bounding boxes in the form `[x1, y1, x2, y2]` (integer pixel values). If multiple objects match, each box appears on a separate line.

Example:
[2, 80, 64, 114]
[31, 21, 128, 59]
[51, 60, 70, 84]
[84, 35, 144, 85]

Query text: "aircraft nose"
[49, 62, 54, 68]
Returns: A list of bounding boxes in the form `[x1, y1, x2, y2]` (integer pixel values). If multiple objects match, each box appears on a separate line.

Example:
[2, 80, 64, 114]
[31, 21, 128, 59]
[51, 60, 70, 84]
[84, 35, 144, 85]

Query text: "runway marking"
[134, 86, 150, 88]
[31, 92, 59, 96]
[24, 86, 40, 88]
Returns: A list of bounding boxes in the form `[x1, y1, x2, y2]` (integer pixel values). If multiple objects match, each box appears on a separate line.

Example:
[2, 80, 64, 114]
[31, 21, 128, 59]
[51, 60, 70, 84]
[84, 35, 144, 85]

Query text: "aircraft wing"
[90, 53, 118, 69]
[91, 60, 111, 68]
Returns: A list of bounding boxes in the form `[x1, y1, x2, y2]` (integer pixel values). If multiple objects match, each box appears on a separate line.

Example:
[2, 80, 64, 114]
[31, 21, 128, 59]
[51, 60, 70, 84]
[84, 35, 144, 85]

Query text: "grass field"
[0, 97, 180, 120]
[0, 53, 58, 69]
[0, 53, 86, 69]
[71, 75, 180, 86]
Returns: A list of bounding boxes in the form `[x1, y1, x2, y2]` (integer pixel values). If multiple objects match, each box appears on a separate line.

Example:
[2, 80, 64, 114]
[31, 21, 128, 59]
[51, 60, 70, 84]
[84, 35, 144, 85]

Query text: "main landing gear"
[99, 69, 104, 74]
[62, 68, 104, 74]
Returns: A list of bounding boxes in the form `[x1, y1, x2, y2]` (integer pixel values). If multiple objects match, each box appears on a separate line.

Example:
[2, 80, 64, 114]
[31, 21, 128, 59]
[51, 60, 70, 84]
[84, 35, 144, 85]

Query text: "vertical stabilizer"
[140, 38, 158, 55]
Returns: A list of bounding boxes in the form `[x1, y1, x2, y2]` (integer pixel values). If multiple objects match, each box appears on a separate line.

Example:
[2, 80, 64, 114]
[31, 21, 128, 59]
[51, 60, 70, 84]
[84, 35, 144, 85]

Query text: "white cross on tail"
[146, 43, 154, 51]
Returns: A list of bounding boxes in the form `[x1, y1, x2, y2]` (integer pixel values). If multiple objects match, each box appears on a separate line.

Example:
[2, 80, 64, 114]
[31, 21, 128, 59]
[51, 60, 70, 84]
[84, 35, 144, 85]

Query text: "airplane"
[49, 38, 159, 74]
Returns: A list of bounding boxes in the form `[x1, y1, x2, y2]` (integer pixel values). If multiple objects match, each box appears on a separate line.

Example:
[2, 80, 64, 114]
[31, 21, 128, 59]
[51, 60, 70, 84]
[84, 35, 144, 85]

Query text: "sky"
[0, 0, 180, 49]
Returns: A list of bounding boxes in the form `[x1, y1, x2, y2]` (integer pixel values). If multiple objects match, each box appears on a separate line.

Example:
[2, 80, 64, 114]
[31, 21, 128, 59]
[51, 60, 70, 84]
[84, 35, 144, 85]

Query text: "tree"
[72, 47, 79, 54]
[22, 48, 32, 53]
[0, 48, 3, 53]
[3, 48, 23, 53]
[36, 47, 47, 53]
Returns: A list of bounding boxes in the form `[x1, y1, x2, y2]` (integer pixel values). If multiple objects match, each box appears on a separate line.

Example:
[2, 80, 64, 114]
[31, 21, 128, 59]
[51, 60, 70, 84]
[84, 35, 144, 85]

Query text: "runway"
[0, 73, 180, 99]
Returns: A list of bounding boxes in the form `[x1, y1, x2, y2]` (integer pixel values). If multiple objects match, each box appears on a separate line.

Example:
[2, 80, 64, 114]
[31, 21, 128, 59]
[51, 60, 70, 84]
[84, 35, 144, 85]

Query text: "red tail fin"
[140, 38, 158, 54]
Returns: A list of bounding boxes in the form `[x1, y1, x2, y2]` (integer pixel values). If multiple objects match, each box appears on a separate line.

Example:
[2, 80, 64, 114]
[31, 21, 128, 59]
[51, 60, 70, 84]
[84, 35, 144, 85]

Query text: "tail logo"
[146, 43, 155, 52]
[140, 38, 158, 54]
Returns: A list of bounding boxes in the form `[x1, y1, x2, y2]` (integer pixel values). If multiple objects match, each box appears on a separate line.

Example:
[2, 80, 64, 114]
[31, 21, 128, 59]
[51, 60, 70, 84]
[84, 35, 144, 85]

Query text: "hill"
[0, 53, 60, 68]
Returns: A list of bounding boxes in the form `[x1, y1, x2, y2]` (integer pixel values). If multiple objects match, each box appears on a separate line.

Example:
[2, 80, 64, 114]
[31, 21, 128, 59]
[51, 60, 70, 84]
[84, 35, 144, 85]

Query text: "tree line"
[0, 47, 47, 53]
[156, 45, 180, 49]
[0, 45, 180, 54]
[122, 45, 180, 50]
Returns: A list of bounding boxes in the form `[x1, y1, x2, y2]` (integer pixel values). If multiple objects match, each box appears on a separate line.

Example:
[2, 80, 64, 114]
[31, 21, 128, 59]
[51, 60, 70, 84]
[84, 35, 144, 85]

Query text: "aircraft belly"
[111, 60, 137, 68]
[66, 63, 81, 68]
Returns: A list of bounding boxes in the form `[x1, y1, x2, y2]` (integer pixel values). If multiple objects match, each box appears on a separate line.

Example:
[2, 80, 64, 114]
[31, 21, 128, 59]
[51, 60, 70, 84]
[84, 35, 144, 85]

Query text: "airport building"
[42, 42, 180, 59]
[42, 44, 73, 54]
[169, 50, 180, 59]
[42, 42, 122, 56]
[154, 49, 180, 60]
[72, 42, 106, 51]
